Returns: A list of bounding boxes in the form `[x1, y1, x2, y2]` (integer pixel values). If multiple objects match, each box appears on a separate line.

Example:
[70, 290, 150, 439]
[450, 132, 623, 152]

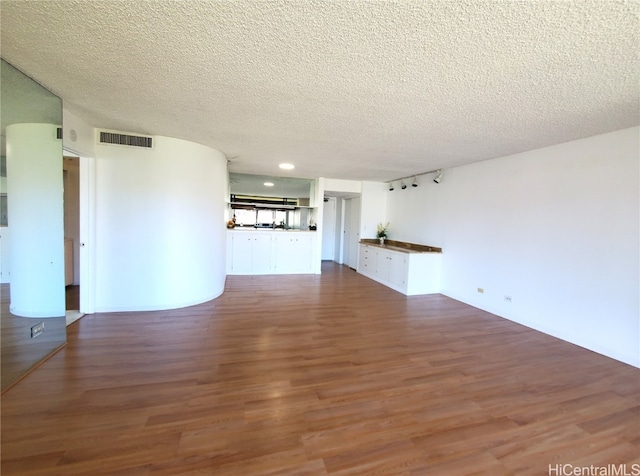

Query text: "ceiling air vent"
[98, 130, 153, 149]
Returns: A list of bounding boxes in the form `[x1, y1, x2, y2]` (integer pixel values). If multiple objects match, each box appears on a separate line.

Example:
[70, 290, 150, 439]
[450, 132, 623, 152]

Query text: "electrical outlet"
[31, 322, 44, 338]
[504, 295, 512, 303]
[477, 287, 484, 294]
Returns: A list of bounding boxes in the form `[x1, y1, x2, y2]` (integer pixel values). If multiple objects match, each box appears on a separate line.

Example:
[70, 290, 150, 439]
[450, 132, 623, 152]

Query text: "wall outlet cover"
[31, 322, 44, 338]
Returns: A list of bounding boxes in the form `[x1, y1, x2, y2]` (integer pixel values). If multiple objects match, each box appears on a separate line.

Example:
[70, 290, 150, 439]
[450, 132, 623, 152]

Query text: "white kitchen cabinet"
[375, 248, 390, 282]
[228, 230, 317, 275]
[358, 243, 377, 275]
[274, 233, 314, 273]
[374, 248, 407, 291]
[386, 249, 408, 290]
[358, 243, 441, 295]
[229, 231, 274, 274]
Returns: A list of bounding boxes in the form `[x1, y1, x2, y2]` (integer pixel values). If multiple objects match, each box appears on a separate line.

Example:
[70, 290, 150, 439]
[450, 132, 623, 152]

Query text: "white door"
[343, 199, 351, 266]
[321, 198, 336, 260]
[346, 197, 360, 269]
[348, 197, 361, 269]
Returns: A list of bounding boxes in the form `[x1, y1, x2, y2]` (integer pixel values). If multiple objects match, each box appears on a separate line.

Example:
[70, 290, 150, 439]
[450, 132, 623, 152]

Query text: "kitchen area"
[226, 173, 320, 275]
[225, 174, 443, 296]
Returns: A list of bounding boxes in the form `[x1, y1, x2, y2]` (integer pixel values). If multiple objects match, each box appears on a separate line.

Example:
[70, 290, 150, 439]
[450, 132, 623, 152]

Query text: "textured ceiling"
[1, 0, 638, 182]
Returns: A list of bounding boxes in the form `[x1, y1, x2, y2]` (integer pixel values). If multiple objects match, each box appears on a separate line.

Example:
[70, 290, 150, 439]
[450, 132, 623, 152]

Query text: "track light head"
[401, 180, 407, 190]
[433, 170, 444, 184]
[389, 182, 394, 191]
[412, 176, 418, 187]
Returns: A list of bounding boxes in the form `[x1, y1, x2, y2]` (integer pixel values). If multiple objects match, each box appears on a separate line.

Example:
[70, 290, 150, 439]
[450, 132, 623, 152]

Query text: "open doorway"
[63, 154, 82, 325]
[322, 191, 361, 268]
[321, 197, 337, 261]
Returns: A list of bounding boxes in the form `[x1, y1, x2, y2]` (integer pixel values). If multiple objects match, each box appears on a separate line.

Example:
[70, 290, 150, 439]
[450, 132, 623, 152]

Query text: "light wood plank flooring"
[2, 263, 639, 475]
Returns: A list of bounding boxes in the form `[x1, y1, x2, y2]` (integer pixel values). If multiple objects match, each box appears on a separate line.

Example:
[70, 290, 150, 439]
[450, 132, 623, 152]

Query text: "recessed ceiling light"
[279, 163, 295, 170]
[264, 182, 274, 187]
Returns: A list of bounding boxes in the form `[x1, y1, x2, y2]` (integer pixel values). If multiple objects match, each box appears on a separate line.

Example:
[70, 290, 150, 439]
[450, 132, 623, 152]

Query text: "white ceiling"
[1, 0, 638, 182]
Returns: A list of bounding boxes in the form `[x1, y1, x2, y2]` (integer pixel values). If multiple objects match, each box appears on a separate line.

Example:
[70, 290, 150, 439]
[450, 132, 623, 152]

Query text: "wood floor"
[2, 263, 638, 475]
[1, 285, 67, 392]
[66, 285, 80, 311]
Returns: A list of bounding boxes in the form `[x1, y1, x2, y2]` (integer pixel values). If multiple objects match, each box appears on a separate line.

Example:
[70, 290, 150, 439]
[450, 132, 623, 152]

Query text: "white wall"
[387, 171, 444, 245]
[324, 178, 362, 195]
[312, 178, 323, 273]
[62, 109, 96, 158]
[387, 127, 639, 367]
[94, 135, 228, 312]
[6, 123, 65, 317]
[360, 181, 388, 239]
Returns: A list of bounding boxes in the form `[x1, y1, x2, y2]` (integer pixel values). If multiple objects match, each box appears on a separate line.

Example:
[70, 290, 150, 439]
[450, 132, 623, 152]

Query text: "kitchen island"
[358, 239, 442, 295]
[227, 228, 318, 275]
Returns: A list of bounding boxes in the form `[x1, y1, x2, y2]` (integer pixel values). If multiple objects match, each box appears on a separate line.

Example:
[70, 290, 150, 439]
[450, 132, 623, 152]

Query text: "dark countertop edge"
[228, 228, 317, 232]
[360, 239, 442, 253]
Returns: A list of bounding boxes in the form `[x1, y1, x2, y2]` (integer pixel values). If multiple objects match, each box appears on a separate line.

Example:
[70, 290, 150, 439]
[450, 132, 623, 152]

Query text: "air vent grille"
[56, 127, 63, 139]
[99, 131, 153, 148]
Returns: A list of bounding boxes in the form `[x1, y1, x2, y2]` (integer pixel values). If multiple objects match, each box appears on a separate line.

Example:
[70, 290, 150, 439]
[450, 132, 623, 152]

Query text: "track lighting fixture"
[388, 168, 444, 190]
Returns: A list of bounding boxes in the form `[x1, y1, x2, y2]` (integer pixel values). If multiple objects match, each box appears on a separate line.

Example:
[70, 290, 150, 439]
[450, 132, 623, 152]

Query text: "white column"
[6, 123, 64, 317]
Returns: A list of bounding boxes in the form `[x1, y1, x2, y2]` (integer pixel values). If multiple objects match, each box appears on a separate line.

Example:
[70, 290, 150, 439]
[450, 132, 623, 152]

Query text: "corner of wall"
[62, 109, 96, 157]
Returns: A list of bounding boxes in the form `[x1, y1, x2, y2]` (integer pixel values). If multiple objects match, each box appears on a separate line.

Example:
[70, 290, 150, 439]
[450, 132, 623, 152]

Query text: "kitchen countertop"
[360, 239, 442, 253]
[228, 227, 316, 232]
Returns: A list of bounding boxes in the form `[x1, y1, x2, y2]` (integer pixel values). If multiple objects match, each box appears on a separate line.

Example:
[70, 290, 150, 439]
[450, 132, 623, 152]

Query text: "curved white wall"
[94, 136, 228, 312]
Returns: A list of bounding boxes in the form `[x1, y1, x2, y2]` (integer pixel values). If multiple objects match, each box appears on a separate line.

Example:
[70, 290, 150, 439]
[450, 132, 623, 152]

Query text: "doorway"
[321, 197, 337, 261]
[322, 192, 361, 267]
[63, 155, 82, 325]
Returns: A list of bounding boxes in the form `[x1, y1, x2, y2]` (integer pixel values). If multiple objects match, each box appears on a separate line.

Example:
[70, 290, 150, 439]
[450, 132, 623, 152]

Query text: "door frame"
[64, 148, 96, 315]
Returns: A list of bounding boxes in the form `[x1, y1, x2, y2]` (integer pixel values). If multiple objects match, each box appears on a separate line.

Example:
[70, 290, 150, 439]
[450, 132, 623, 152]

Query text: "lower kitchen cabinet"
[228, 230, 316, 275]
[228, 231, 274, 274]
[358, 244, 378, 275]
[274, 233, 314, 273]
[358, 243, 441, 295]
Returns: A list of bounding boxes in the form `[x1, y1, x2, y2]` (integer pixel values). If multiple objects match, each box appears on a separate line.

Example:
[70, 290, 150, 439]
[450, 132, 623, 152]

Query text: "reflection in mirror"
[229, 173, 314, 230]
[229, 173, 312, 200]
[1, 59, 66, 392]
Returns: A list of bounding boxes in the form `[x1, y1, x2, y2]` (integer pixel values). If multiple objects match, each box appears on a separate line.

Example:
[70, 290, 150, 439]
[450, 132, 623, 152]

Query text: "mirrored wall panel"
[1, 59, 66, 392]
[229, 173, 312, 200]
